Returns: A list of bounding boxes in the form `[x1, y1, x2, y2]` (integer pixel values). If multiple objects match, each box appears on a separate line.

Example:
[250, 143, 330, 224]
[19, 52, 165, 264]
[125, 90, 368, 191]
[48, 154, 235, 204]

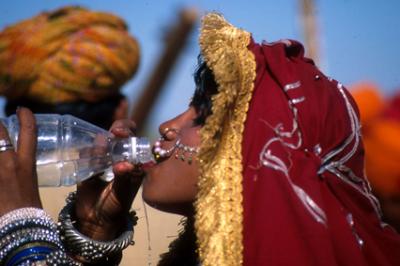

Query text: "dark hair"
[190, 56, 218, 125]
[5, 94, 125, 129]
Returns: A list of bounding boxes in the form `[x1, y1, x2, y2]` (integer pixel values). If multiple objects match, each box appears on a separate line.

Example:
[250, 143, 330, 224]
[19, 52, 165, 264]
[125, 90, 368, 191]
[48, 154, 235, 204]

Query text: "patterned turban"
[351, 83, 400, 196]
[0, 6, 140, 104]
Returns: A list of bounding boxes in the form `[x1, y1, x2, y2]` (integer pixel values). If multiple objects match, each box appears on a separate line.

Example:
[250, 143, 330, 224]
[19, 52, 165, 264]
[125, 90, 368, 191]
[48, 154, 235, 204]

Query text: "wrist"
[58, 194, 137, 264]
[76, 218, 123, 241]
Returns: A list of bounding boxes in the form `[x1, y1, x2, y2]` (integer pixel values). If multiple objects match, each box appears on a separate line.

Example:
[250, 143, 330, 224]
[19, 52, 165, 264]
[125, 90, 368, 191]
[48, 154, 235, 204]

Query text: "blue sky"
[1, 0, 399, 136]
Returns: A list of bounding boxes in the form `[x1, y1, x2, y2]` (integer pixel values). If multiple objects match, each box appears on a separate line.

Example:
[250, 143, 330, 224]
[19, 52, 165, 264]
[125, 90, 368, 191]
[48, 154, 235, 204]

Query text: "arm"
[0, 108, 79, 265]
[0, 109, 142, 265]
[58, 119, 144, 265]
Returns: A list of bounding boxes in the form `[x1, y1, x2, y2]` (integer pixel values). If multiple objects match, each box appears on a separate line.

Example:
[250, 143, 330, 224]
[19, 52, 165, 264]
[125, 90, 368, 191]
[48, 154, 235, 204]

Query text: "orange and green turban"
[0, 6, 139, 104]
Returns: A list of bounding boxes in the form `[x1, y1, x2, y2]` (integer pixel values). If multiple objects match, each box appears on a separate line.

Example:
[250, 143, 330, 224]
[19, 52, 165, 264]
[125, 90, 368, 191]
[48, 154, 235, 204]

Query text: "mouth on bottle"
[141, 160, 157, 170]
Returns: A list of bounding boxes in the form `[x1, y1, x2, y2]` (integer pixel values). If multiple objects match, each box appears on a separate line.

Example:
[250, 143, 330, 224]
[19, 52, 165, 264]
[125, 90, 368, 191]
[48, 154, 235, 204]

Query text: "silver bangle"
[0, 227, 62, 255]
[44, 250, 82, 266]
[58, 192, 137, 263]
[0, 208, 65, 263]
[0, 207, 55, 230]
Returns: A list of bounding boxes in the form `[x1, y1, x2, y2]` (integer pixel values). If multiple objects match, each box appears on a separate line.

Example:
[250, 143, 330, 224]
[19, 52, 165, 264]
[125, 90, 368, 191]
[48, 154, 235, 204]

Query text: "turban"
[351, 84, 400, 196]
[0, 6, 139, 104]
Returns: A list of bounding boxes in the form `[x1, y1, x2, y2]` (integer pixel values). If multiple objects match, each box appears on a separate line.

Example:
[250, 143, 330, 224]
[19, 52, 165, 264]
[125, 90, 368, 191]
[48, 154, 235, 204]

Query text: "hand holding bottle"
[74, 119, 145, 241]
[1, 113, 153, 187]
[0, 108, 42, 216]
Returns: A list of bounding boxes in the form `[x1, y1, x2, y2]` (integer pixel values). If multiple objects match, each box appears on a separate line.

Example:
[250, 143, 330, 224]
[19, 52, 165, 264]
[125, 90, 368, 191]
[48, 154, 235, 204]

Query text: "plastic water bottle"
[0, 114, 154, 187]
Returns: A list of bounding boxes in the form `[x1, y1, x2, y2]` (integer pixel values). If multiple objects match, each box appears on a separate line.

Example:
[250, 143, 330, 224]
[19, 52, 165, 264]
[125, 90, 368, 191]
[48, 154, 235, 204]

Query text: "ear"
[113, 98, 129, 121]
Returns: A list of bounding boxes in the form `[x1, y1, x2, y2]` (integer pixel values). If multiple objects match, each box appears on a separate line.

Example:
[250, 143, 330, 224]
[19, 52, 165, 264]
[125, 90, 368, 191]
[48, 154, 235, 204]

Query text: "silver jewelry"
[0, 229, 63, 262]
[0, 227, 61, 250]
[0, 207, 54, 229]
[58, 192, 136, 263]
[162, 127, 179, 136]
[153, 138, 176, 158]
[174, 139, 199, 164]
[0, 208, 58, 242]
[0, 139, 13, 152]
[153, 128, 199, 164]
[44, 250, 82, 266]
[0, 208, 64, 263]
[14, 250, 81, 266]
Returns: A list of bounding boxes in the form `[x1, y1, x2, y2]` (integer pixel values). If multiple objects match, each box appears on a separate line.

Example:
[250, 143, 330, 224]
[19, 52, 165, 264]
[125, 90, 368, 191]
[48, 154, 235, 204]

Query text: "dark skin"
[143, 107, 200, 216]
[0, 108, 142, 242]
[0, 107, 42, 214]
[75, 119, 144, 240]
[0, 106, 203, 266]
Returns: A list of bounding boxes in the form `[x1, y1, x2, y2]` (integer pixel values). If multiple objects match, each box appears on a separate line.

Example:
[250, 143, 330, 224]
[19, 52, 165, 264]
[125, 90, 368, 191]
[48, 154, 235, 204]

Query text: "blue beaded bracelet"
[5, 244, 56, 266]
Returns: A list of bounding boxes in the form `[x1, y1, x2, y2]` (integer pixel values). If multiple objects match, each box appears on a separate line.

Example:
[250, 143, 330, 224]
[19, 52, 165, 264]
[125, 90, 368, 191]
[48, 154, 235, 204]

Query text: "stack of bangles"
[0, 207, 75, 265]
[0, 192, 137, 265]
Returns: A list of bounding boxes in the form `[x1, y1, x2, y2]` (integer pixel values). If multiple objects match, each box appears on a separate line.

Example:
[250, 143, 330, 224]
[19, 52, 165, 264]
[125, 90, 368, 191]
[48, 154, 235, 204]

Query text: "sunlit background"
[1, 0, 399, 137]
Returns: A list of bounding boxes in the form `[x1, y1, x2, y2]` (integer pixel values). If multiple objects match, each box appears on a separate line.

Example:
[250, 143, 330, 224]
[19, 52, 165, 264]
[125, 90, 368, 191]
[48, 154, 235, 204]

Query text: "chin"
[142, 187, 194, 216]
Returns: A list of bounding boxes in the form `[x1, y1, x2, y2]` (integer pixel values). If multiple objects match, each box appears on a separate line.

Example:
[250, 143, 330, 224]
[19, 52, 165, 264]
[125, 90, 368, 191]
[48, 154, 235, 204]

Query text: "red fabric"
[384, 92, 400, 121]
[241, 39, 400, 265]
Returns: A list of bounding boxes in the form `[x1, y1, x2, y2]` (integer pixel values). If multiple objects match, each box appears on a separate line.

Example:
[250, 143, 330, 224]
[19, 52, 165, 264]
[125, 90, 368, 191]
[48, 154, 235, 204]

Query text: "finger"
[112, 98, 128, 121]
[16, 108, 37, 168]
[113, 162, 144, 184]
[112, 162, 144, 187]
[110, 119, 137, 138]
[112, 163, 144, 211]
[0, 113, 15, 157]
[112, 161, 135, 175]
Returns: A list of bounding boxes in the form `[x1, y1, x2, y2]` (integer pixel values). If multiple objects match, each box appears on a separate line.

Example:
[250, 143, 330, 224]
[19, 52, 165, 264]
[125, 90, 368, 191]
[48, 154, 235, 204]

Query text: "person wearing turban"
[0, 6, 140, 129]
[0, 6, 141, 265]
[351, 83, 400, 231]
[0, 12, 399, 266]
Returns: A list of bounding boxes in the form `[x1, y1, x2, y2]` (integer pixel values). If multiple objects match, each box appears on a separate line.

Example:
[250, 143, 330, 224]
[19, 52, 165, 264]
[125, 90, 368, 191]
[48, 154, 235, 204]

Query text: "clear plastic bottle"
[0, 114, 153, 187]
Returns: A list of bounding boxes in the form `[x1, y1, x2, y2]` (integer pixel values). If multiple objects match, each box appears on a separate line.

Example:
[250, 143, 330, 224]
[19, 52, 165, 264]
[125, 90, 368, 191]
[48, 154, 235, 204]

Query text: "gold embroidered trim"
[195, 13, 256, 266]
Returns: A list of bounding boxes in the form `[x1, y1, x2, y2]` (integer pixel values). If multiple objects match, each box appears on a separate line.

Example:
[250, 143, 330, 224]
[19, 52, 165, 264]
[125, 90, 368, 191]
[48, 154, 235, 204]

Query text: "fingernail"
[16, 106, 22, 114]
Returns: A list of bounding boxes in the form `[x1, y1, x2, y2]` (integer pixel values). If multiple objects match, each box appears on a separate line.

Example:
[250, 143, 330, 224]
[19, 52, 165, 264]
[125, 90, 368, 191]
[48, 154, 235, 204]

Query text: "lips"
[141, 161, 156, 170]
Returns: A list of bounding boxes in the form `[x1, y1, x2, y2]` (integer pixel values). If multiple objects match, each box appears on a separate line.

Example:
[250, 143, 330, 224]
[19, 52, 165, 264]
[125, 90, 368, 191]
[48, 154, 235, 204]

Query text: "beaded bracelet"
[16, 250, 81, 266]
[0, 207, 75, 266]
[0, 228, 62, 261]
[0, 208, 54, 229]
[58, 192, 137, 263]
[5, 243, 56, 266]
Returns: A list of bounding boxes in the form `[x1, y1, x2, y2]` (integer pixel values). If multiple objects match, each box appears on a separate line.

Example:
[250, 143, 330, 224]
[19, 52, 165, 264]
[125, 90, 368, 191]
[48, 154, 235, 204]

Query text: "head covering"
[0, 6, 139, 104]
[196, 13, 400, 266]
[351, 85, 400, 196]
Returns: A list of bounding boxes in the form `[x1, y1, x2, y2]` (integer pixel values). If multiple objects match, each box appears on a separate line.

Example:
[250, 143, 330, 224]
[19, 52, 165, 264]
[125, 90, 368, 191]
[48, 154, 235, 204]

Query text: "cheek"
[142, 156, 199, 207]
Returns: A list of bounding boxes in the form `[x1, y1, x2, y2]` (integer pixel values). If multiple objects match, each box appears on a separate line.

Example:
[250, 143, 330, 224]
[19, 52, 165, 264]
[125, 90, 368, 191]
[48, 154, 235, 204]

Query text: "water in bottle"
[0, 114, 154, 187]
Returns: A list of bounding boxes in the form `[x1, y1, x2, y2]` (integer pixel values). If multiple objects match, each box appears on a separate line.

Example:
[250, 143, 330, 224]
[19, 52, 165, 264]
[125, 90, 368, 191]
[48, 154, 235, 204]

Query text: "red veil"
[242, 39, 400, 265]
[195, 13, 400, 266]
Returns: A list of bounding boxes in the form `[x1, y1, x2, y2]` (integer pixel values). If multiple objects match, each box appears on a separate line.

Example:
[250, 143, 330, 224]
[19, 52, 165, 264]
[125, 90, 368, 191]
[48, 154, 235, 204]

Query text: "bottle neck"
[110, 137, 153, 164]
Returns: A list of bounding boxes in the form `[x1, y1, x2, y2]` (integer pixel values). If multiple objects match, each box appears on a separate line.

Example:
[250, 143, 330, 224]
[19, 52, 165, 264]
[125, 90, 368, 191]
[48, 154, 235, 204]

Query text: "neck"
[158, 216, 199, 266]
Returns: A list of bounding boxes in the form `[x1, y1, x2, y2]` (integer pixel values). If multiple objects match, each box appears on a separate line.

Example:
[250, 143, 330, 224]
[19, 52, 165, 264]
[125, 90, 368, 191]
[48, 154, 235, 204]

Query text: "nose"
[155, 120, 181, 160]
[158, 107, 197, 140]
[159, 121, 180, 141]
